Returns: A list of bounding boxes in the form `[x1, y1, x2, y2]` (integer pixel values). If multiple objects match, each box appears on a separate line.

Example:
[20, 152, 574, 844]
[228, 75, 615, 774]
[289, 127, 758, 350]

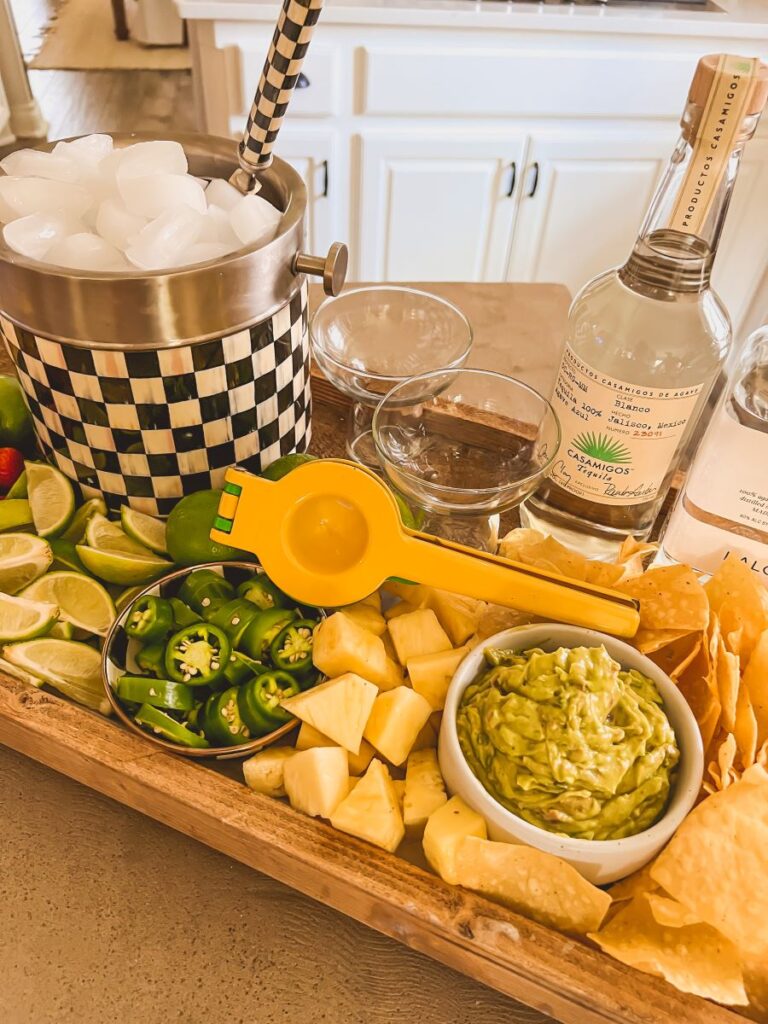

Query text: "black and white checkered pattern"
[240, 0, 324, 172]
[0, 282, 310, 517]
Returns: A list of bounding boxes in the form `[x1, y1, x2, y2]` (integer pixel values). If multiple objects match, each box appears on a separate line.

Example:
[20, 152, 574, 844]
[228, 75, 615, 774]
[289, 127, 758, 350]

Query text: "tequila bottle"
[522, 54, 768, 557]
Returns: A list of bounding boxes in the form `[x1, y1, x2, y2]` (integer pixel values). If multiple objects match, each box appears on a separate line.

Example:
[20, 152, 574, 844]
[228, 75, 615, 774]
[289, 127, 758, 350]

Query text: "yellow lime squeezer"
[211, 460, 639, 638]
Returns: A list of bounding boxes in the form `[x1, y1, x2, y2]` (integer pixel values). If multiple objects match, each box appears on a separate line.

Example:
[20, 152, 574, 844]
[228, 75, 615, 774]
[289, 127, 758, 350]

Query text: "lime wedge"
[2, 638, 110, 714]
[0, 592, 59, 641]
[0, 654, 44, 688]
[59, 497, 108, 544]
[50, 537, 90, 575]
[21, 571, 116, 638]
[26, 462, 76, 538]
[0, 498, 33, 532]
[114, 585, 145, 614]
[6, 470, 28, 499]
[85, 513, 155, 557]
[76, 544, 172, 586]
[48, 620, 75, 640]
[120, 506, 168, 555]
[0, 534, 53, 594]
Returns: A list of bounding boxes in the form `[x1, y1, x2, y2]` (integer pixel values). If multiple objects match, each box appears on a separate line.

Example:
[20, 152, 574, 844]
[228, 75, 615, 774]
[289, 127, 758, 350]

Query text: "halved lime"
[48, 620, 75, 640]
[0, 592, 59, 641]
[0, 534, 52, 594]
[120, 506, 168, 555]
[6, 470, 28, 499]
[85, 513, 155, 557]
[2, 638, 109, 714]
[21, 571, 116, 638]
[0, 498, 33, 532]
[59, 497, 108, 544]
[26, 462, 76, 538]
[76, 544, 172, 586]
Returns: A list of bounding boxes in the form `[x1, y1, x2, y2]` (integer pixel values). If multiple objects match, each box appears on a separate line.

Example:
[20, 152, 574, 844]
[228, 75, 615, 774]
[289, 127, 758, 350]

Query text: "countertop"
[175, 0, 768, 36]
[0, 281, 570, 1024]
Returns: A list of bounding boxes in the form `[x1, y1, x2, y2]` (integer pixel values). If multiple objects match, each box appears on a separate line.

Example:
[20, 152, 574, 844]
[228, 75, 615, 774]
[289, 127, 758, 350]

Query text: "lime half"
[50, 537, 89, 575]
[0, 592, 59, 642]
[21, 571, 116, 638]
[2, 638, 110, 714]
[120, 506, 168, 555]
[48, 620, 75, 640]
[0, 534, 53, 594]
[76, 544, 172, 586]
[0, 498, 33, 532]
[60, 497, 108, 544]
[85, 513, 156, 557]
[26, 462, 76, 538]
[6, 470, 28, 499]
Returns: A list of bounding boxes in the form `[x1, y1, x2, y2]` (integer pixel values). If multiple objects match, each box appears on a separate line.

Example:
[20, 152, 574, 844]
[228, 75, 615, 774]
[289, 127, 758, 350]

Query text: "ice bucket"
[0, 132, 347, 516]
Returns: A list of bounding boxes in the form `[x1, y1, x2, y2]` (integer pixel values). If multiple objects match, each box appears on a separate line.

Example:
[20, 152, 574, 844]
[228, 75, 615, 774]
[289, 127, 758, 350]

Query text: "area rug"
[29, 0, 191, 71]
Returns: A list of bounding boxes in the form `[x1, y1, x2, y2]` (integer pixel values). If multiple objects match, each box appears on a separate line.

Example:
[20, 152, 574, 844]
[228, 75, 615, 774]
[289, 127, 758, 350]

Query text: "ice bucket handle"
[231, 0, 325, 193]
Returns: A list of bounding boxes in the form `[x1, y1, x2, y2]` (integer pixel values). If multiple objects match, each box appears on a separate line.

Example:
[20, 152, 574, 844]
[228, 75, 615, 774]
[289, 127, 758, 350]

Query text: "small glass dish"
[372, 368, 561, 552]
[310, 286, 473, 467]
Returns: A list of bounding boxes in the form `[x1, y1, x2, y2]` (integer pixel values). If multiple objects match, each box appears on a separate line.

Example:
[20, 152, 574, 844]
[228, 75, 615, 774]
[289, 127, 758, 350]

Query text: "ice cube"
[125, 206, 207, 270]
[95, 199, 147, 250]
[54, 134, 113, 165]
[0, 177, 92, 223]
[3, 212, 83, 261]
[229, 194, 281, 248]
[118, 172, 206, 220]
[179, 241, 233, 266]
[46, 231, 128, 272]
[117, 140, 188, 181]
[199, 204, 241, 247]
[0, 148, 81, 183]
[205, 177, 244, 212]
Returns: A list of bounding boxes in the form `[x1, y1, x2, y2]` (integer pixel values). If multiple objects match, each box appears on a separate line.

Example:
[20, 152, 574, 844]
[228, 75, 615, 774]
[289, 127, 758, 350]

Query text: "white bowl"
[438, 623, 704, 885]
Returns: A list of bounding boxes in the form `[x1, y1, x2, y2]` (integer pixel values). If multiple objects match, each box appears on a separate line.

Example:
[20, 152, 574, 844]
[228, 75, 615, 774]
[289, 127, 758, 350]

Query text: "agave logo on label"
[572, 433, 632, 465]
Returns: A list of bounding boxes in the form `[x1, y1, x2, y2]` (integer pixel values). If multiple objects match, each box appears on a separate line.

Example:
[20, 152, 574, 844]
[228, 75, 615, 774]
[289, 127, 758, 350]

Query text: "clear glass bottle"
[522, 54, 768, 558]
[657, 322, 768, 579]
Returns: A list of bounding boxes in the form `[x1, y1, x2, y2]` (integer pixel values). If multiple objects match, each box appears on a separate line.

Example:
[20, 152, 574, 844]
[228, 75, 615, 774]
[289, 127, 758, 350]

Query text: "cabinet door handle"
[297, 72, 310, 88]
[527, 162, 540, 199]
[320, 159, 329, 198]
[505, 161, 517, 197]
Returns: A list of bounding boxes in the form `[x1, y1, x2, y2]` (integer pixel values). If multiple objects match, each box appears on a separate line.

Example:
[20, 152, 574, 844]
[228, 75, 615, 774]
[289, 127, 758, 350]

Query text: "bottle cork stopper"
[686, 53, 768, 126]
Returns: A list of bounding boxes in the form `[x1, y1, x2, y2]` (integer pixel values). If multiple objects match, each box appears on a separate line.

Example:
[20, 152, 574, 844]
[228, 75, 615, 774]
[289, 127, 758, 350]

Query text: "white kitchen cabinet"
[356, 132, 526, 282]
[271, 128, 343, 256]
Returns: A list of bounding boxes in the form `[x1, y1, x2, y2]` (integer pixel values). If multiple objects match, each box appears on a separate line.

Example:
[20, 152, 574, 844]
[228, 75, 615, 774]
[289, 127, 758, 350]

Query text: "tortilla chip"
[633, 628, 691, 655]
[584, 561, 626, 588]
[618, 565, 709, 632]
[742, 957, 768, 1021]
[646, 893, 703, 929]
[650, 764, 768, 957]
[608, 865, 660, 905]
[716, 637, 740, 734]
[614, 536, 658, 580]
[647, 632, 702, 679]
[475, 603, 535, 640]
[744, 630, 768, 749]
[589, 895, 747, 1006]
[706, 557, 768, 659]
[677, 672, 721, 754]
[735, 682, 759, 770]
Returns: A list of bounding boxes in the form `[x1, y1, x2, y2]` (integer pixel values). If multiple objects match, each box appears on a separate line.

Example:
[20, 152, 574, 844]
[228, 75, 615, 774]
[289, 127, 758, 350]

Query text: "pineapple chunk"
[426, 589, 484, 646]
[393, 778, 405, 812]
[359, 591, 382, 611]
[313, 613, 402, 689]
[340, 604, 387, 636]
[407, 645, 471, 711]
[381, 629, 399, 663]
[330, 758, 405, 852]
[411, 715, 439, 751]
[363, 686, 432, 765]
[388, 609, 451, 665]
[381, 581, 428, 605]
[242, 746, 295, 797]
[403, 749, 447, 830]
[283, 747, 349, 818]
[422, 795, 487, 884]
[281, 673, 377, 754]
[295, 721, 376, 775]
[384, 601, 415, 621]
[454, 836, 611, 935]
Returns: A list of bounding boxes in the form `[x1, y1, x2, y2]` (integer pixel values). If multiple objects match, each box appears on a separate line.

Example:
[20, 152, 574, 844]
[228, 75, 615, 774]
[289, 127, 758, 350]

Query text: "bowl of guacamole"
[438, 624, 704, 885]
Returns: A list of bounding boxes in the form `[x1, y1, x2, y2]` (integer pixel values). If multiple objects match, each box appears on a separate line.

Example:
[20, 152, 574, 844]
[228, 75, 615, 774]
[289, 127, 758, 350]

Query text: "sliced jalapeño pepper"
[237, 575, 289, 611]
[270, 618, 317, 675]
[124, 595, 174, 644]
[178, 569, 235, 615]
[206, 597, 260, 647]
[238, 671, 299, 735]
[169, 597, 201, 628]
[164, 623, 231, 687]
[135, 641, 166, 678]
[134, 703, 210, 748]
[242, 607, 297, 661]
[116, 675, 195, 711]
[200, 687, 251, 746]
[220, 649, 267, 688]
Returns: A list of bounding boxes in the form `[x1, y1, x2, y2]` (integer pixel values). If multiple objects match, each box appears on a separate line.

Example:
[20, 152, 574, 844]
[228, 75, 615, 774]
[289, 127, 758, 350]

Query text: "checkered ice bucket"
[0, 134, 347, 517]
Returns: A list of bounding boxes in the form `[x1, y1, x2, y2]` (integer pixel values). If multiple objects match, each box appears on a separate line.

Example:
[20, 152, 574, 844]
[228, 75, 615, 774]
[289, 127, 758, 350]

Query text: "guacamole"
[457, 645, 679, 841]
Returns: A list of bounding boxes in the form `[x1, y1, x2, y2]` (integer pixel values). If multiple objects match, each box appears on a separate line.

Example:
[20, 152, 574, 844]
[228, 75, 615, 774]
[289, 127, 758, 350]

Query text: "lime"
[50, 537, 89, 574]
[76, 544, 172, 586]
[6, 470, 27, 499]
[85, 512, 155, 557]
[261, 453, 315, 482]
[0, 655, 43, 688]
[59, 497, 108, 544]
[0, 534, 52, 594]
[26, 462, 75, 538]
[2, 638, 110, 714]
[21, 571, 116, 638]
[120, 506, 168, 555]
[48, 620, 75, 640]
[0, 498, 32, 532]
[0, 376, 33, 449]
[0, 592, 59, 642]
[114, 585, 145, 614]
[165, 490, 249, 566]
